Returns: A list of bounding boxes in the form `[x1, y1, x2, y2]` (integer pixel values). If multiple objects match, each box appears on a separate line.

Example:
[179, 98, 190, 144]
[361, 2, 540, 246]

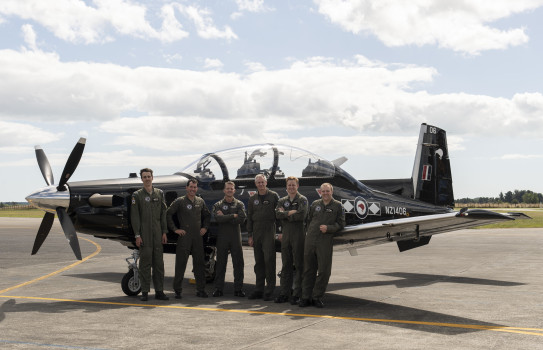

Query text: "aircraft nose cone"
[26, 186, 70, 213]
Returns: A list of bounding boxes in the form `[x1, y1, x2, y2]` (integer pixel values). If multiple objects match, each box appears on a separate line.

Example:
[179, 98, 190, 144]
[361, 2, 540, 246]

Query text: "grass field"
[0, 208, 50, 218]
[2, 208, 542, 228]
[469, 208, 543, 229]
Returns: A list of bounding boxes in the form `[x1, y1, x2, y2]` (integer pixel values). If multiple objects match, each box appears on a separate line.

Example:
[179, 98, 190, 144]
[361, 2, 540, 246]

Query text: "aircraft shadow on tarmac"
[2, 271, 521, 335]
[326, 272, 524, 291]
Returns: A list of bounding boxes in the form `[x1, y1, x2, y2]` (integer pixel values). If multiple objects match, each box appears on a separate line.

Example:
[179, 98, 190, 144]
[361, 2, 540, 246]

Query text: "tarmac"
[0, 217, 542, 349]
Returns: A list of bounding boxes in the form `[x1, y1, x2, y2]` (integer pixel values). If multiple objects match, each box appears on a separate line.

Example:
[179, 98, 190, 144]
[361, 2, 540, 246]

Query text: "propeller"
[30, 138, 86, 260]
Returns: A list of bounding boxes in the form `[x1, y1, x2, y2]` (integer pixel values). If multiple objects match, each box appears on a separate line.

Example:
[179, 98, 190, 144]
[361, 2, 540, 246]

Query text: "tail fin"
[411, 124, 454, 207]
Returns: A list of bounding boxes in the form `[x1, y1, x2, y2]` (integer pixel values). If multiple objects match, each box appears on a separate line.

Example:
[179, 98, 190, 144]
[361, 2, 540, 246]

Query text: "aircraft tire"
[121, 269, 141, 296]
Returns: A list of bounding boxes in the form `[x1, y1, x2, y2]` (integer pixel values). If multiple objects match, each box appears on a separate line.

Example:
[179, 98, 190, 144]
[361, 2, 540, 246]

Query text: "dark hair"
[187, 178, 199, 187]
[140, 168, 153, 177]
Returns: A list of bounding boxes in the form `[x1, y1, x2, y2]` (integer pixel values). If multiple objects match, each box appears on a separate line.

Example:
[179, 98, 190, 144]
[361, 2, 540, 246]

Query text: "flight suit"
[130, 187, 167, 293]
[167, 195, 211, 294]
[247, 189, 280, 296]
[301, 198, 345, 300]
[212, 198, 246, 292]
[275, 192, 308, 299]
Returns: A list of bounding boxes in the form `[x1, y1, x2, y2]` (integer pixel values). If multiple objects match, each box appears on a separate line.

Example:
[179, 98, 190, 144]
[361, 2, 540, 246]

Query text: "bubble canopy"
[176, 144, 342, 183]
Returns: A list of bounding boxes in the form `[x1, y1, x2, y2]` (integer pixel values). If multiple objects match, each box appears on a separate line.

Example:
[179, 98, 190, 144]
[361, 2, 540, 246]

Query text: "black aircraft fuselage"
[27, 123, 526, 295]
[68, 171, 450, 254]
[27, 123, 521, 264]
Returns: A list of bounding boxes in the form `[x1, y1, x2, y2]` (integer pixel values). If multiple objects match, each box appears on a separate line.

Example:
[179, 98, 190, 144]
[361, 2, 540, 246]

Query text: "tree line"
[456, 189, 543, 205]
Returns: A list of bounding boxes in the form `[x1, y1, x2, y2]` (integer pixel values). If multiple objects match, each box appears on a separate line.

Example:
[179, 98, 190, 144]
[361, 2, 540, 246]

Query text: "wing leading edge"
[333, 209, 530, 255]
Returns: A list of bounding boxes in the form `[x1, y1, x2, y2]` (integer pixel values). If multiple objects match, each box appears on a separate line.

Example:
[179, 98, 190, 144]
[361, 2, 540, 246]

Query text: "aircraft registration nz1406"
[25, 123, 529, 295]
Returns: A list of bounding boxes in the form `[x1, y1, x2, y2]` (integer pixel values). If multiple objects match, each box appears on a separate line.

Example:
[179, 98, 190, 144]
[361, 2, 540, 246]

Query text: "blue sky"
[1, 0, 543, 202]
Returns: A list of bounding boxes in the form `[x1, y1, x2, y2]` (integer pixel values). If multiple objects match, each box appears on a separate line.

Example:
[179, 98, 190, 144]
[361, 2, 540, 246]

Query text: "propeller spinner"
[25, 138, 86, 260]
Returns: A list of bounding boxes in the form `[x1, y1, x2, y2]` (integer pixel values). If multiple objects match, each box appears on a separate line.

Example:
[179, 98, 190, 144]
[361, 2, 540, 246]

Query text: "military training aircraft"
[25, 123, 529, 296]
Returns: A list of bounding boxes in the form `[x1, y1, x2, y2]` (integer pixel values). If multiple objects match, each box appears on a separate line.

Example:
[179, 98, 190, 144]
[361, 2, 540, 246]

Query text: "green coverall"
[247, 189, 280, 296]
[212, 198, 246, 292]
[301, 198, 345, 300]
[130, 187, 167, 293]
[275, 192, 308, 298]
[167, 195, 211, 294]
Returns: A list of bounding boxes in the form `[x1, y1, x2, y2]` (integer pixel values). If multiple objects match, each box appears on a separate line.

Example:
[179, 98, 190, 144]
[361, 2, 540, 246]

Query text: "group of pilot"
[130, 168, 345, 308]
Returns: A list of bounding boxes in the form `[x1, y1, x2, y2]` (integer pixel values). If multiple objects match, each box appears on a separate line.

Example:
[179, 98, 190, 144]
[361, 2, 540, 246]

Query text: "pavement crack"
[237, 318, 328, 349]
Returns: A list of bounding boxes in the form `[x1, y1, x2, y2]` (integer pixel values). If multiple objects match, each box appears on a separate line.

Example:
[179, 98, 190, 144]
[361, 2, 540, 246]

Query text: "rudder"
[411, 124, 454, 207]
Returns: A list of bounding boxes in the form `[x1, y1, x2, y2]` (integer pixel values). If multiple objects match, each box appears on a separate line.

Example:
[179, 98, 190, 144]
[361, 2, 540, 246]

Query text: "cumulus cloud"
[2, 46, 543, 144]
[21, 24, 38, 51]
[175, 3, 238, 40]
[0, 121, 59, 153]
[204, 58, 224, 69]
[235, 0, 272, 13]
[314, 0, 543, 54]
[0, 0, 215, 43]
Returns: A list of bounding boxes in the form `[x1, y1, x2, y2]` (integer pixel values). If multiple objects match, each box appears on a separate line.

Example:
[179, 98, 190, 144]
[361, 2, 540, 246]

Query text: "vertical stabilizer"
[412, 124, 454, 207]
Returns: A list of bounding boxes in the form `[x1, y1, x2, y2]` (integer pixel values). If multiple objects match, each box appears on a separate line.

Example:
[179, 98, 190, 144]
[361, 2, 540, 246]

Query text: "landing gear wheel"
[121, 269, 141, 296]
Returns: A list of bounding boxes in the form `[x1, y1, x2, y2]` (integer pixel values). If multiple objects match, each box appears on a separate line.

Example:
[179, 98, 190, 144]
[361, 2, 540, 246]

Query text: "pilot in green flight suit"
[212, 181, 247, 297]
[274, 176, 308, 305]
[247, 174, 280, 300]
[167, 179, 211, 298]
[130, 168, 169, 301]
[300, 183, 345, 308]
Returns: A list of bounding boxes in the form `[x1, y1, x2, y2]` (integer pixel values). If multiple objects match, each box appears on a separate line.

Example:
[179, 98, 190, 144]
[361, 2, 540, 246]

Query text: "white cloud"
[204, 58, 224, 69]
[21, 24, 38, 51]
[175, 4, 238, 40]
[0, 0, 188, 44]
[0, 121, 59, 151]
[235, 0, 273, 13]
[244, 61, 267, 72]
[501, 154, 543, 160]
[2, 46, 543, 149]
[314, 0, 543, 54]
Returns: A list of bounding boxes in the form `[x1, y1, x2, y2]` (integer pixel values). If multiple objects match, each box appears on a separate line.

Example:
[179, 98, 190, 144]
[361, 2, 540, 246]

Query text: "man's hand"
[175, 229, 186, 236]
[248, 236, 253, 247]
[200, 228, 207, 236]
[162, 233, 168, 244]
[319, 225, 328, 233]
[136, 236, 143, 248]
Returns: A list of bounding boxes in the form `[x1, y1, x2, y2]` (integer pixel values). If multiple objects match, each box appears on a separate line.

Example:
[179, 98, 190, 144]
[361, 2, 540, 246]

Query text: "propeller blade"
[57, 137, 86, 191]
[56, 207, 82, 260]
[35, 146, 55, 186]
[31, 212, 55, 255]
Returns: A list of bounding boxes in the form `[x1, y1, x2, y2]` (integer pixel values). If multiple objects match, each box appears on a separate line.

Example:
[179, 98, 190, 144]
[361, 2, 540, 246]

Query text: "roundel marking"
[354, 197, 368, 219]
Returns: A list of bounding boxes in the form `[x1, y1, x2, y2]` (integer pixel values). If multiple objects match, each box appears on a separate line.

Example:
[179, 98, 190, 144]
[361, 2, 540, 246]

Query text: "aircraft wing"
[333, 209, 531, 255]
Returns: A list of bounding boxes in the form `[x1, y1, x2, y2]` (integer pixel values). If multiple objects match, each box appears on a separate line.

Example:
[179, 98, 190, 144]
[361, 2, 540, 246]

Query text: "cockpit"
[176, 144, 339, 183]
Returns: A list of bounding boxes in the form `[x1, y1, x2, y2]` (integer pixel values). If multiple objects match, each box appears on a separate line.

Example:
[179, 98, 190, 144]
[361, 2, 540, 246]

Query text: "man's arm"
[325, 201, 346, 234]
[201, 199, 211, 230]
[288, 195, 308, 222]
[166, 199, 180, 232]
[130, 193, 141, 237]
[234, 201, 247, 225]
[275, 198, 289, 220]
[246, 197, 254, 237]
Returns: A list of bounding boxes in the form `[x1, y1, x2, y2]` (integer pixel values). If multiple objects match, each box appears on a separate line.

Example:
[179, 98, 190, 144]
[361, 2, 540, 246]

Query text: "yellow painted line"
[1, 295, 542, 337]
[0, 237, 101, 295]
[1, 236, 541, 337]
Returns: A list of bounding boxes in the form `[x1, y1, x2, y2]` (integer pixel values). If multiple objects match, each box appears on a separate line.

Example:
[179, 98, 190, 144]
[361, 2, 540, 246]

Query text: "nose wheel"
[121, 250, 141, 296]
